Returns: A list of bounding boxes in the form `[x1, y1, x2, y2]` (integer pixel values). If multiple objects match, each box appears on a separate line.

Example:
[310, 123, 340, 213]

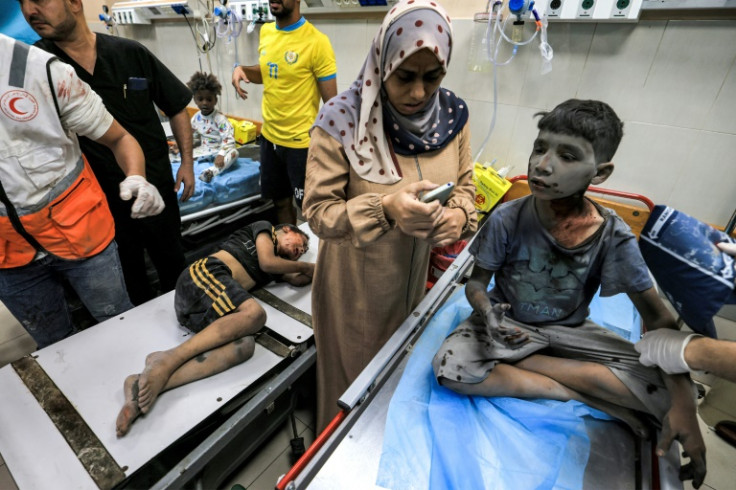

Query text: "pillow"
[639, 205, 736, 338]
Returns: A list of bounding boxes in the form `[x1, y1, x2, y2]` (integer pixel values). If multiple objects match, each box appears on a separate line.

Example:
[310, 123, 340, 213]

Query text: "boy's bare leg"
[514, 354, 650, 411]
[137, 299, 266, 414]
[115, 337, 256, 437]
[163, 336, 256, 390]
[441, 363, 650, 437]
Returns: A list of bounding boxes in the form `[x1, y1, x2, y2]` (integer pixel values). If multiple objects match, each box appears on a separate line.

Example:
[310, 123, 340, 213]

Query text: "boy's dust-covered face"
[276, 230, 308, 261]
[527, 131, 601, 200]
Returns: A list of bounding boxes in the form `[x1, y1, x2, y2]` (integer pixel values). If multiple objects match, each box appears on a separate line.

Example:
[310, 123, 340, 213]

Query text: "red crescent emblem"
[1, 90, 39, 122]
[8, 97, 27, 116]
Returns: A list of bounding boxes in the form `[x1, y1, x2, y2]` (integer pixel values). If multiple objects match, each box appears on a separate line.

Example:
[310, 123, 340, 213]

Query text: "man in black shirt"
[20, 0, 195, 305]
[115, 221, 314, 436]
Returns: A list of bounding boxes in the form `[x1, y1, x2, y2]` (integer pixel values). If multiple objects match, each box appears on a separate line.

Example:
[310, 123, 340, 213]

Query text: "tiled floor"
[220, 405, 317, 490]
[1, 306, 735, 489]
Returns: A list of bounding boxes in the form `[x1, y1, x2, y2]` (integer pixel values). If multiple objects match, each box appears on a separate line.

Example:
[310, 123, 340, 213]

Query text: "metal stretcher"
[0, 225, 318, 490]
[277, 178, 686, 490]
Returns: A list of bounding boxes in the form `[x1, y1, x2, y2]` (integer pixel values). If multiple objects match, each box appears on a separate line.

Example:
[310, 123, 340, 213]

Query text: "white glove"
[119, 175, 165, 219]
[717, 241, 736, 257]
[634, 329, 701, 374]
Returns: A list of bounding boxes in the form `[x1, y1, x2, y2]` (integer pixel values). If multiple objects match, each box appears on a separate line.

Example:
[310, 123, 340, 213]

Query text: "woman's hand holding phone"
[420, 182, 455, 205]
[382, 180, 444, 239]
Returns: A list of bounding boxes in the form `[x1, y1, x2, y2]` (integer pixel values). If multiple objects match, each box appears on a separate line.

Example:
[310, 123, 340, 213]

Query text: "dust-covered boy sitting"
[432, 99, 706, 488]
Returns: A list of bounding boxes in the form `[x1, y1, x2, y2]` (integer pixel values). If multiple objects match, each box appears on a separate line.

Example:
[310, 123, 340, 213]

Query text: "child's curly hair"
[187, 71, 222, 95]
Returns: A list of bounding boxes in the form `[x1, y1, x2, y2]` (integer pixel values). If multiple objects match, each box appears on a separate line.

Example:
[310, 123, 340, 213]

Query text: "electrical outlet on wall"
[610, 0, 632, 17]
[229, 1, 250, 20]
[576, 0, 595, 17]
[545, 0, 564, 17]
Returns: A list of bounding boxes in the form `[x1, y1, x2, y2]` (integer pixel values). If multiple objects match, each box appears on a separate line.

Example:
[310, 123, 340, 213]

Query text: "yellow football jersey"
[259, 17, 336, 148]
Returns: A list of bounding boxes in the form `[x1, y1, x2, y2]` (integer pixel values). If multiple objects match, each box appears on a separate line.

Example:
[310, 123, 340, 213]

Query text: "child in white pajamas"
[187, 71, 239, 182]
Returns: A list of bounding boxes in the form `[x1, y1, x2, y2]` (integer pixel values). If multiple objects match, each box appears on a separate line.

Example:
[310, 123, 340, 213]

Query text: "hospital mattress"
[173, 156, 261, 216]
[0, 225, 318, 490]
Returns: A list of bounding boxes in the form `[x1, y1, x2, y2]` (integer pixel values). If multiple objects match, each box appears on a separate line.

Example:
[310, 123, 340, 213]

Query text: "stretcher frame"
[277, 179, 686, 490]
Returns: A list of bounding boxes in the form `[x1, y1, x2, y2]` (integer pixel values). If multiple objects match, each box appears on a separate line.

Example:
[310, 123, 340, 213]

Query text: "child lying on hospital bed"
[115, 221, 314, 437]
[185, 71, 239, 183]
[432, 99, 707, 488]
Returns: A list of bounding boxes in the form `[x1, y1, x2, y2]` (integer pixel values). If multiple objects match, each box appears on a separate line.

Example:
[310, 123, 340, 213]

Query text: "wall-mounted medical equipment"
[470, 0, 554, 163]
[99, 5, 114, 28]
[213, 2, 244, 39]
[111, 0, 201, 25]
[300, 0, 399, 15]
[535, 0, 643, 21]
[228, 1, 275, 23]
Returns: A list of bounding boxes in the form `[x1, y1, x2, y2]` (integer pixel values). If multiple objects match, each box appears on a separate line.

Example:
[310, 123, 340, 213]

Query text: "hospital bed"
[277, 177, 686, 490]
[174, 143, 274, 240]
[162, 115, 272, 241]
[0, 224, 318, 490]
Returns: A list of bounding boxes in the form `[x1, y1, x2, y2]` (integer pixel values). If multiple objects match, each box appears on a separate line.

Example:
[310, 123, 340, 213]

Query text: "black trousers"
[109, 186, 186, 305]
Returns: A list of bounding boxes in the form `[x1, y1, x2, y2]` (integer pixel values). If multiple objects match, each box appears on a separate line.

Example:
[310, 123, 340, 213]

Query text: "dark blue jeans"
[0, 241, 133, 349]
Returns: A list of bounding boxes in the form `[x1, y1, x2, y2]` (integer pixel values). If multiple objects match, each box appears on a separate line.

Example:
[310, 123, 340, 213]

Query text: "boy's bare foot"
[138, 351, 178, 414]
[116, 375, 141, 437]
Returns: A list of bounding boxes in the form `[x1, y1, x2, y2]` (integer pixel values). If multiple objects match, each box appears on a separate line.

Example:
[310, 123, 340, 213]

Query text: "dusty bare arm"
[281, 269, 314, 287]
[465, 265, 495, 315]
[629, 287, 707, 488]
[254, 233, 314, 276]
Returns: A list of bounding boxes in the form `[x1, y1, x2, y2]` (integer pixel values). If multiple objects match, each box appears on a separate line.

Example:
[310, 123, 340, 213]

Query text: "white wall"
[114, 8, 736, 227]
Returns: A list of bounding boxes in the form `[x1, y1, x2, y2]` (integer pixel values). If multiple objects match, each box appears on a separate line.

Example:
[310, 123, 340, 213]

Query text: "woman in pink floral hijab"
[313, 0, 467, 185]
[304, 0, 477, 432]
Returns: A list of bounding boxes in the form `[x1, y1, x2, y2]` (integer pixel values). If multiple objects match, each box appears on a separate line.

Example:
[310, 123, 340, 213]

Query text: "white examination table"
[0, 225, 318, 490]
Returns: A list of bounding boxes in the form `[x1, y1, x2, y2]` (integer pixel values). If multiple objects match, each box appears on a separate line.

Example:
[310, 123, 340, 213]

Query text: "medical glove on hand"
[119, 175, 165, 218]
[635, 329, 701, 374]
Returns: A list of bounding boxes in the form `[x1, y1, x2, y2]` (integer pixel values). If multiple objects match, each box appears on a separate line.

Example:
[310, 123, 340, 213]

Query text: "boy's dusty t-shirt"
[471, 196, 652, 327]
[219, 221, 280, 288]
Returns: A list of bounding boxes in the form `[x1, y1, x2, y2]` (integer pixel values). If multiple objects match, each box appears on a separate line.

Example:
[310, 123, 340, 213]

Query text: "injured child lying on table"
[117, 221, 314, 436]
[0, 221, 317, 490]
